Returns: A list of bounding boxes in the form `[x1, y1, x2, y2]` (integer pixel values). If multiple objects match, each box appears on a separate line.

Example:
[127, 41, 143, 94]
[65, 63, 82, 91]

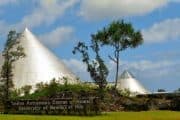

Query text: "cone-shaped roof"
[117, 70, 149, 94]
[13, 28, 78, 88]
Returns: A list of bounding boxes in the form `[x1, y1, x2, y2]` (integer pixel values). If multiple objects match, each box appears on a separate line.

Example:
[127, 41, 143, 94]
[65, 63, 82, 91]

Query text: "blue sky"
[0, 0, 180, 92]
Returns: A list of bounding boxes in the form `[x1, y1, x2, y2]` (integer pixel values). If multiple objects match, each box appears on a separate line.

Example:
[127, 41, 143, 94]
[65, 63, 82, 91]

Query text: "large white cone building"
[117, 70, 149, 94]
[12, 28, 78, 88]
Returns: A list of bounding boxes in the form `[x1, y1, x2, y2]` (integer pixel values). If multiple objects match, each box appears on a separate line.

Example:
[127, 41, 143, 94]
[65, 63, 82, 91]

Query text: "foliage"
[157, 89, 166, 92]
[171, 97, 180, 111]
[92, 20, 143, 88]
[12, 78, 96, 100]
[21, 85, 32, 96]
[10, 89, 22, 100]
[73, 41, 108, 91]
[7, 78, 101, 115]
[174, 88, 180, 93]
[118, 89, 131, 97]
[35, 82, 46, 92]
[0, 30, 25, 112]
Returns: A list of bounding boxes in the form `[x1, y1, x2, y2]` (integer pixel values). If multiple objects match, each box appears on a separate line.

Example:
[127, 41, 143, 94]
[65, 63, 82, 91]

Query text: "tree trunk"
[114, 51, 119, 89]
[6, 52, 9, 101]
[4, 51, 9, 114]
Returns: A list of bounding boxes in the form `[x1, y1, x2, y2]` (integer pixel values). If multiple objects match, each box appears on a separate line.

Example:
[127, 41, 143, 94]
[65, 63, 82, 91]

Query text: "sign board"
[8, 92, 100, 115]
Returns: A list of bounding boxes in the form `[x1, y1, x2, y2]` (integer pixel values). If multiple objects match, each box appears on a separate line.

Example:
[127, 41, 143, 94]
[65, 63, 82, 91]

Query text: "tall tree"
[73, 40, 108, 91]
[0, 30, 25, 112]
[92, 20, 143, 88]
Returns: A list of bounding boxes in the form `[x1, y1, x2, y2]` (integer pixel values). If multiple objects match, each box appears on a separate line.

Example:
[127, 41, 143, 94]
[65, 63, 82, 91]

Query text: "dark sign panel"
[8, 92, 100, 115]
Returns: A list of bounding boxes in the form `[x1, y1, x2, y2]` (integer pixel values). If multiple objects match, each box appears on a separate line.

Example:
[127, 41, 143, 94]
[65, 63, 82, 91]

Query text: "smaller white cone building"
[12, 28, 78, 89]
[117, 70, 149, 94]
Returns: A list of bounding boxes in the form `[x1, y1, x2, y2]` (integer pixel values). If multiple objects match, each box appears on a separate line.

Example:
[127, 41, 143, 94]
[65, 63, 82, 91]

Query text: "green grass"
[0, 111, 180, 120]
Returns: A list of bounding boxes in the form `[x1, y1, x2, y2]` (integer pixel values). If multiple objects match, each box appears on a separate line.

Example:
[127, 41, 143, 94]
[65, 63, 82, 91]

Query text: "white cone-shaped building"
[12, 28, 78, 88]
[117, 70, 149, 94]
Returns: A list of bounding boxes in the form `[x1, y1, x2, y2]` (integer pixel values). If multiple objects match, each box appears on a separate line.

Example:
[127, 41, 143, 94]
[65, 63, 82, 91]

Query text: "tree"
[35, 82, 46, 92]
[157, 89, 166, 92]
[73, 40, 108, 91]
[10, 88, 22, 99]
[92, 20, 143, 88]
[21, 85, 32, 96]
[0, 30, 25, 112]
[175, 88, 180, 93]
[46, 78, 59, 96]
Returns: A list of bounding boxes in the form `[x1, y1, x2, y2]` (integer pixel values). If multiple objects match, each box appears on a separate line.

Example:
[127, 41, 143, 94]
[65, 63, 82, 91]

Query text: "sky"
[0, 0, 180, 92]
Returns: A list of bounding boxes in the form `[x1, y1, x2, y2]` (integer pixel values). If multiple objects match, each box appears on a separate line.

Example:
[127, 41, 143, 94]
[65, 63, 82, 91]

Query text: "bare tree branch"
[108, 55, 117, 63]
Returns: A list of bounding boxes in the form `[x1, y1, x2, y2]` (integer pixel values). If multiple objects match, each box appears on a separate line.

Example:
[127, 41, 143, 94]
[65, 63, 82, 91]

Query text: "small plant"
[21, 85, 32, 96]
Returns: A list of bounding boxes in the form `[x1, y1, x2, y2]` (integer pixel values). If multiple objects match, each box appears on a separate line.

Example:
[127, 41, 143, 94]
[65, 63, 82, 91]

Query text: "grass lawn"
[0, 111, 180, 120]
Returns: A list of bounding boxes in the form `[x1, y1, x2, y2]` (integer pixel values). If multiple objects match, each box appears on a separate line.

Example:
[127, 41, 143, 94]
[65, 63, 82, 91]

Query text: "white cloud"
[169, 0, 180, 2]
[79, 0, 167, 21]
[62, 57, 180, 91]
[63, 59, 86, 73]
[107, 59, 179, 81]
[126, 59, 180, 91]
[123, 60, 177, 71]
[142, 18, 180, 43]
[17, 0, 78, 29]
[62, 59, 91, 81]
[0, 0, 79, 34]
[39, 26, 74, 46]
[0, 0, 18, 6]
[62, 58, 180, 90]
